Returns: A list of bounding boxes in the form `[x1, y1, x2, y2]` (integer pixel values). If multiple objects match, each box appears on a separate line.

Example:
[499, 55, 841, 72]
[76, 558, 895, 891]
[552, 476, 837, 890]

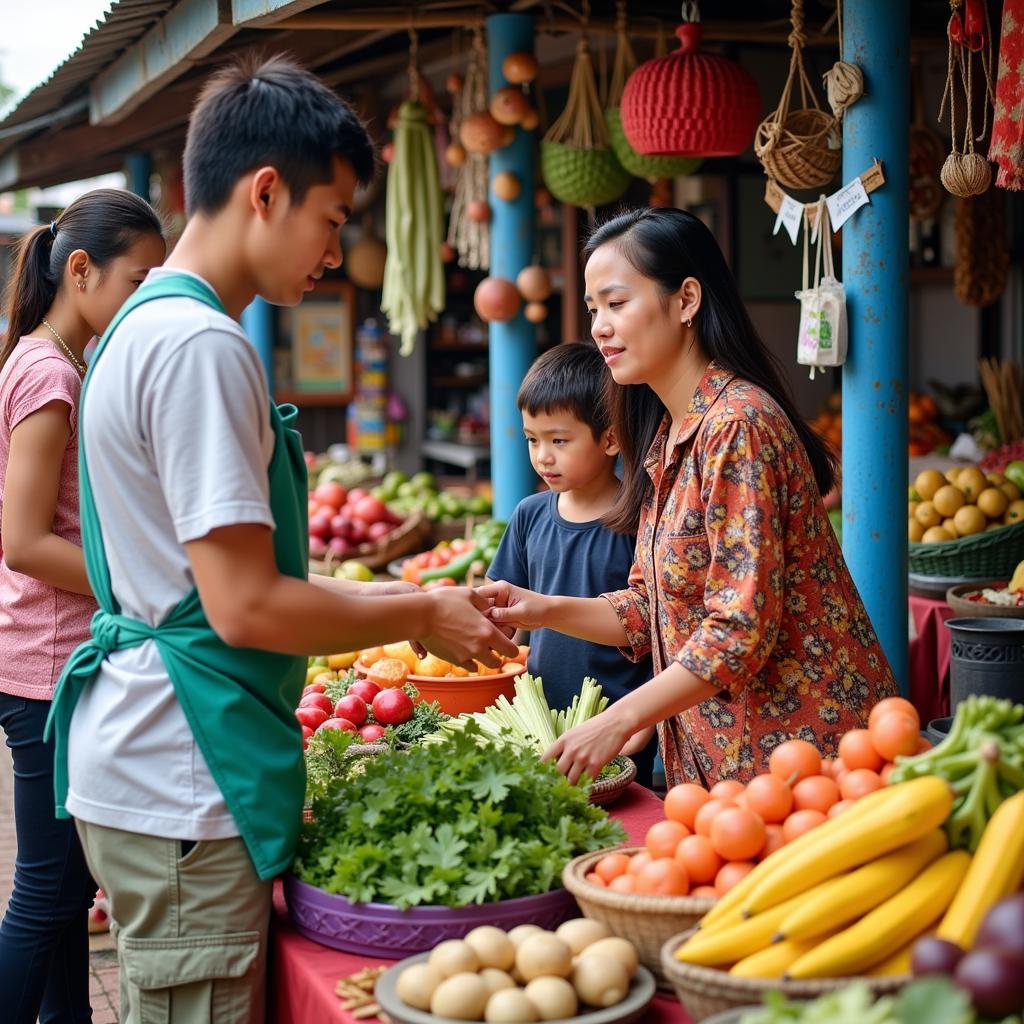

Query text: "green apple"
[410, 471, 436, 491]
[334, 559, 374, 583]
[1005, 460, 1024, 492]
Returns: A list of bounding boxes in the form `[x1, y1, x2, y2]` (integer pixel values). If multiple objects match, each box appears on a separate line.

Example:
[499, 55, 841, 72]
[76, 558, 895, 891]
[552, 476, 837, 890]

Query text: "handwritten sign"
[826, 175, 870, 230]
[773, 192, 804, 245]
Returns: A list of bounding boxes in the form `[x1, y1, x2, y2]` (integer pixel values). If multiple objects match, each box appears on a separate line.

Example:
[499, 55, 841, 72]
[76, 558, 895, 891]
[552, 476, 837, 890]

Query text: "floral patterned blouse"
[604, 363, 897, 786]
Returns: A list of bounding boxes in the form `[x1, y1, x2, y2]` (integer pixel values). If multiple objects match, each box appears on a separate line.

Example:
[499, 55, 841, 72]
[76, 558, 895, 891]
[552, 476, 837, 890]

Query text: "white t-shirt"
[66, 268, 275, 839]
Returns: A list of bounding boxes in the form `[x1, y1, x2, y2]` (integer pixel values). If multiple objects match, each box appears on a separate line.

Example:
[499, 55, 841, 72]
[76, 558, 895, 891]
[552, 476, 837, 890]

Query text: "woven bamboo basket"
[660, 929, 910, 1022]
[908, 518, 1024, 578]
[562, 848, 715, 988]
[755, 109, 840, 190]
[588, 756, 637, 806]
[540, 142, 630, 208]
[310, 509, 430, 574]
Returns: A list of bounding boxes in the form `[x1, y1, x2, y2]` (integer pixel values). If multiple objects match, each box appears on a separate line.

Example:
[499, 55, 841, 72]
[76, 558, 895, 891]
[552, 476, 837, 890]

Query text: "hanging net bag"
[755, 0, 842, 189]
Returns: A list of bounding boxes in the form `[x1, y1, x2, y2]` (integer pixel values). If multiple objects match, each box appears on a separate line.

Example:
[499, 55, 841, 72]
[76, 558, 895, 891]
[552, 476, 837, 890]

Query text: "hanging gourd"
[381, 33, 445, 355]
[541, 33, 630, 208]
[620, 2, 760, 158]
[516, 265, 552, 302]
[490, 87, 531, 126]
[503, 51, 538, 85]
[346, 214, 387, 290]
[754, 0, 841, 190]
[447, 28, 491, 270]
[605, 2, 702, 181]
[938, 0, 996, 197]
[492, 171, 521, 202]
[474, 277, 521, 322]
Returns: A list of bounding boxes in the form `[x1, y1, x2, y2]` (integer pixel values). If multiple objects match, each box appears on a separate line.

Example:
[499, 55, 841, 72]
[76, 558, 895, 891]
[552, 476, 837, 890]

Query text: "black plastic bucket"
[946, 617, 1024, 712]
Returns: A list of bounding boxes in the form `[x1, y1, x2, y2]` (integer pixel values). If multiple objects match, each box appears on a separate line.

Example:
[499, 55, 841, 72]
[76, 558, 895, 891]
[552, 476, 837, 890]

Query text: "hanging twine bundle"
[447, 30, 490, 270]
[938, 0, 996, 197]
[822, 0, 863, 118]
[953, 187, 1009, 307]
[755, 0, 841, 189]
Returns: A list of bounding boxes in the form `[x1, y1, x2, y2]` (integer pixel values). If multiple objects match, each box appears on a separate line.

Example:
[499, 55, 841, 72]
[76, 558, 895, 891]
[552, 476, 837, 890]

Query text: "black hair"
[183, 52, 376, 216]
[1, 188, 163, 374]
[517, 342, 612, 440]
[583, 207, 838, 535]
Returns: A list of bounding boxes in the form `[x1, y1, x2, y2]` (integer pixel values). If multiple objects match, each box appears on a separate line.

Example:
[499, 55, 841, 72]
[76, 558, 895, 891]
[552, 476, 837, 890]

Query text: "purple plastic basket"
[284, 874, 579, 957]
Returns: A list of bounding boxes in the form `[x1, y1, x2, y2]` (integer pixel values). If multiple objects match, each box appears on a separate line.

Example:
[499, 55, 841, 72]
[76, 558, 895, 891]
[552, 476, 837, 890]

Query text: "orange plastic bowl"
[355, 662, 527, 715]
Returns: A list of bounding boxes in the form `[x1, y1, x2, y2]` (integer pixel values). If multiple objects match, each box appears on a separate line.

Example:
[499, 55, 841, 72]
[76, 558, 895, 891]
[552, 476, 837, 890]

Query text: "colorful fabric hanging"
[990, 0, 1024, 190]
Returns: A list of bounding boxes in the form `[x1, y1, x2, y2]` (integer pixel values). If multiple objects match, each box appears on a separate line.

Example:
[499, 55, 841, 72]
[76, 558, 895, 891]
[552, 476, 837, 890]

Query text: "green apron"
[46, 273, 308, 880]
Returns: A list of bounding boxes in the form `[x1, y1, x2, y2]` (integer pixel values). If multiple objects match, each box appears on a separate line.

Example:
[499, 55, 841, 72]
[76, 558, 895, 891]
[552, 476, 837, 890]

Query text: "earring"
[78, 281, 85, 291]
[685, 318, 693, 327]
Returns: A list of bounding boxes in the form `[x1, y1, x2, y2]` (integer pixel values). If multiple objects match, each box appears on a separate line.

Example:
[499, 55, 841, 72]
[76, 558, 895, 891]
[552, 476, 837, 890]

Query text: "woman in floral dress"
[483, 208, 897, 787]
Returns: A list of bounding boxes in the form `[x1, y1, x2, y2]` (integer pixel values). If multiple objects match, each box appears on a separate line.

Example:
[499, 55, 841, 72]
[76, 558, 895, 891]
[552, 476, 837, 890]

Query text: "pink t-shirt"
[0, 338, 96, 700]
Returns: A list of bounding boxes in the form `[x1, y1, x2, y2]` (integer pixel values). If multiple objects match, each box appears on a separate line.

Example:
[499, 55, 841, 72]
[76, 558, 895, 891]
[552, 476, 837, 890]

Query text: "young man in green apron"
[46, 55, 518, 1024]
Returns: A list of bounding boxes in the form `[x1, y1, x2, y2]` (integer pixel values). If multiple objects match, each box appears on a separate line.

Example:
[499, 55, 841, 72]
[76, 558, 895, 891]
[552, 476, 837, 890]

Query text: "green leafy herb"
[294, 722, 626, 909]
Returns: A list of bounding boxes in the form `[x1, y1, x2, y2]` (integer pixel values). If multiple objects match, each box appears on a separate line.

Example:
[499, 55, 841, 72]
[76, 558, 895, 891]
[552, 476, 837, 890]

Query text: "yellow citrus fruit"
[923, 526, 954, 543]
[932, 484, 966, 518]
[953, 505, 986, 537]
[908, 518, 925, 542]
[1006, 500, 1024, 525]
[942, 517, 960, 538]
[415, 653, 452, 677]
[957, 467, 988, 501]
[909, 500, 921, 518]
[914, 501, 942, 529]
[987, 522, 1004, 532]
[914, 469, 946, 501]
[977, 487, 1009, 520]
[383, 642, 420, 671]
[944, 467, 963, 484]
[1000, 481, 1022, 502]
[986, 472, 1006, 486]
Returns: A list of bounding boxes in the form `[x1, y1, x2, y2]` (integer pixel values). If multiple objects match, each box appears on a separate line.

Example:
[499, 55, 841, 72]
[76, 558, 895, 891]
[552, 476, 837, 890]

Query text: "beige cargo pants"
[76, 821, 272, 1024]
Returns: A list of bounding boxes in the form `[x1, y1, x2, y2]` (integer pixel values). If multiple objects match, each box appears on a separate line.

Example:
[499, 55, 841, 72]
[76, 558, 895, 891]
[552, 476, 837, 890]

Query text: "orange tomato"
[715, 861, 756, 894]
[694, 798, 734, 838]
[758, 823, 787, 860]
[674, 834, 723, 885]
[709, 780, 745, 802]
[609, 874, 636, 893]
[594, 852, 631, 884]
[664, 783, 711, 830]
[646, 820, 691, 859]
[839, 768, 883, 801]
[710, 807, 767, 862]
[744, 774, 793, 823]
[917, 736, 933, 754]
[585, 871, 607, 887]
[690, 885, 720, 900]
[791, 775, 840, 814]
[782, 808, 827, 843]
[819, 758, 837, 779]
[869, 697, 920, 731]
[869, 713, 919, 761]
[635, 857, 690, 896]
[880, 763, 896, 785]
[768, 739, 822, 784]
[828, 799, 856, 818]
[626, 851, 653, 877]
[838, 729, 885, 772]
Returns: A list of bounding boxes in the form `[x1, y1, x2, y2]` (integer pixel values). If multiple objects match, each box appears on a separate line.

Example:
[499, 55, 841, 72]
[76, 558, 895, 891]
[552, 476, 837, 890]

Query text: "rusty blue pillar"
[487, 12, 536, 519]
[841, 0, 910, 692]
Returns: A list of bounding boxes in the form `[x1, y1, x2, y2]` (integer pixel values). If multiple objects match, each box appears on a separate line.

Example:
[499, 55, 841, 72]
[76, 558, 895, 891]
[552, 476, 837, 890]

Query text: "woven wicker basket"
[908, 518, 1024, 578]
[310, 509, 430, 573]
[540, 141, 631, 208]
[588, 756, 637, 806]
[562, 848, 715, 988]
[755, 109, 841, 189]
[660, 929, 910, 1022]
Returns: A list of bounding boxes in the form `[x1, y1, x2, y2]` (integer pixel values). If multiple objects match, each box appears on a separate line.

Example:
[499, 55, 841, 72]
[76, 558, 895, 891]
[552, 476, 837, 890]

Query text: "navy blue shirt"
[488, 491, 654, 711]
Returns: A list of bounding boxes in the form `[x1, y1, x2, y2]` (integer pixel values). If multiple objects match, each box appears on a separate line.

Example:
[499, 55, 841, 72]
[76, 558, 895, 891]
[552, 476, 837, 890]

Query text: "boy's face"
[250, 155, 357, 306]
[522, 408, 617, 494]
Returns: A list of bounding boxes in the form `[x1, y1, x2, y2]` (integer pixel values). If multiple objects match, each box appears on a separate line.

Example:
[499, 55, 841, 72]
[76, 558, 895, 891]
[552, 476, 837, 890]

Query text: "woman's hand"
[475, 581, 552, 632]
[542, 709, 633, 786]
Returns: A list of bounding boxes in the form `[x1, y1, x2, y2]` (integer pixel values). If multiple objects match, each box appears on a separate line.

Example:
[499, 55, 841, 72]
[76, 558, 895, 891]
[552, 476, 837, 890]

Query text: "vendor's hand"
[475, 581, 551, 632]
[421, 586, 519, 671]
[361, 580, 421, 596]
[542, 710, 632, 787]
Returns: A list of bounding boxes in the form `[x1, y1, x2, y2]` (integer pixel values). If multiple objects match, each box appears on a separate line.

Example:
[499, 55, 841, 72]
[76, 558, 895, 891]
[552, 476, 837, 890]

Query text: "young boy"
[487, 343, 657, 784]
[48, 54, 516, 1024]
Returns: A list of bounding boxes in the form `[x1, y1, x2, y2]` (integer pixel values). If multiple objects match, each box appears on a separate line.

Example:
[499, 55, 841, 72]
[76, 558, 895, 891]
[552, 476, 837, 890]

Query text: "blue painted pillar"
[241, 298, 275, 391]
[487, 13, 536, 519]
[125, 152, 151, 201]
[841, 0, 910, 692]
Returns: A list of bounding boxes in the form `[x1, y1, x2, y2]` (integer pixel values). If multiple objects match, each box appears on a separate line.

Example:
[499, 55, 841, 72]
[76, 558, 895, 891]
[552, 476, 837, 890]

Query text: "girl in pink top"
[0, 188, 164, 1024]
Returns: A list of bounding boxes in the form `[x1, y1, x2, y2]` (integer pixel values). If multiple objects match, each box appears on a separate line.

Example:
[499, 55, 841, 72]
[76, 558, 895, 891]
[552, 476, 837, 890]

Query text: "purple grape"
[912, 936, 965, 977]
[976, 894, 1024, 957]
[954, 947, 1024, 1017]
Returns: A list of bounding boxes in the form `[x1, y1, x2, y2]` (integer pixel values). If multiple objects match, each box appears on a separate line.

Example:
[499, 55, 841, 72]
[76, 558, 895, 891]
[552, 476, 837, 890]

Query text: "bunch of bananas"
[889, 696, 1024, 851]
[674, 777, 968, 980]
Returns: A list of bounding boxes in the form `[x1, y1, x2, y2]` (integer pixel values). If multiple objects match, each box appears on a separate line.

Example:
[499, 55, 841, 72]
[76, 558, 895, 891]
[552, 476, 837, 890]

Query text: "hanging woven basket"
[620, 21, 760, 158]
[754, 0, 841, 189]
[541, 37, 630, 207]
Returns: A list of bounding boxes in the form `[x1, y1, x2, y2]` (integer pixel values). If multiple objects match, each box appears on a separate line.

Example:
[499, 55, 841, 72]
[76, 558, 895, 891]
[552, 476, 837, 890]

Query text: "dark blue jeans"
[0, 693, 94, 1023]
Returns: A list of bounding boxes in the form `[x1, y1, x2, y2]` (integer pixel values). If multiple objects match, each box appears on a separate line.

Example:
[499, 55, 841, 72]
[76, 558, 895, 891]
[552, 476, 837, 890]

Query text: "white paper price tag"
[826, 176, 870, 231]
[773, 191, 804, 245]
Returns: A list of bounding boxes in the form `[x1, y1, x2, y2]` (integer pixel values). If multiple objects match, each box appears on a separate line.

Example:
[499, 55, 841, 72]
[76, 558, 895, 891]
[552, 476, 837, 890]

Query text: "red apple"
[348, 680, 381, 703]
[327, 536, 353, 558]
[317, 717, 357, 733]
[366, 521, 393, 542]
[295, 706, 328, 730]
[347, 519, 368, 544]
[334, 694, 368, 727]
[359, 724, 387, 743]
[371, 688, 414, 726]
[347, 488, 369, 506]
[308, 536, 328, 559]
[313, 481, 348, 510]
[302, 682, 327, 695]
[352, 495, 388, 524]
[330, 513, 353, 539]
[308, 513, 332, 540]
[299, 692, 334, 716]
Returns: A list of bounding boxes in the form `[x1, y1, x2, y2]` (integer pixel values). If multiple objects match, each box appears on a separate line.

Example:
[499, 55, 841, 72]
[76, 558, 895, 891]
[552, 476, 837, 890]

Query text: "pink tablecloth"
[270, 783, 691, 1023]
[908, 593, 954, 726]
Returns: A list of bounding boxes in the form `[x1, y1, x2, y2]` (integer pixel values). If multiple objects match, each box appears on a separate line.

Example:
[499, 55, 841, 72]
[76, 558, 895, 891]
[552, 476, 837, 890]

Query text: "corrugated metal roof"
[0, 0, 174, 138]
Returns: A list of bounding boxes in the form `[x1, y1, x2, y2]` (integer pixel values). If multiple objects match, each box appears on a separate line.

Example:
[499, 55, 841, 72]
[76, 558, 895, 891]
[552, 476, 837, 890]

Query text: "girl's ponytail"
[0, 226, 60, 374]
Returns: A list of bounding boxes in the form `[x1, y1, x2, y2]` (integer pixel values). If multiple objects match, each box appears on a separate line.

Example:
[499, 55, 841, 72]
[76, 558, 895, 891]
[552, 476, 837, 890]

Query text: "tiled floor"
[0, 742, 120, 1022]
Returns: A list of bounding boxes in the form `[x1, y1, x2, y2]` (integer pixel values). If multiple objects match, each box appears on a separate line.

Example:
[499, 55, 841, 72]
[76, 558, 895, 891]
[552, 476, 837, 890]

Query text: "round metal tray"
[908, 571, 991, 600]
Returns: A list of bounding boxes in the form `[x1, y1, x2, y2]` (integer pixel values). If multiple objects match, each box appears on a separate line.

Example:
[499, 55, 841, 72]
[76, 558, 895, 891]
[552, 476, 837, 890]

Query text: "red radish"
[317, 717, 356, 733]
[308, 513, 332, 540]
[295, 706, 328, 730]
[359, 724, 387, 743]
[352, 495, 388, 524]
[334, 695, 368, 727]
[349, 680, 380, 703]
[313, 481, 347, 510]
[308, 536, 328, 559]
[328, 537, 353, 558]
[347, 519, 368, 544]
[366, 521, 393, 542]
[372, 688, 414, 726]
[330, 513, 353, 538]
[302, 682, 327, 695]
[299, 693, 333, 716]
[347, 488, 369, 505]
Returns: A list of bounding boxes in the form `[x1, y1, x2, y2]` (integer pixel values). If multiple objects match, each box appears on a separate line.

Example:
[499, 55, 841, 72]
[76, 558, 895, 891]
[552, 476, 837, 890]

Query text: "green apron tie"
[46, 273, 308, 880]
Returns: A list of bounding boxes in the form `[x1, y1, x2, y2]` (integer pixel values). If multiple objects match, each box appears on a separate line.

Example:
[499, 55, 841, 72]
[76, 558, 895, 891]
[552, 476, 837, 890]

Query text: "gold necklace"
[40, 318, 86, 376]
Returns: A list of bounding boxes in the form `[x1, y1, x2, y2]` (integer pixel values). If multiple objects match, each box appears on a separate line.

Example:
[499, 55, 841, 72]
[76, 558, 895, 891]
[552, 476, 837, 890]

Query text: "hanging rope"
[823, 0, 863, 118]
